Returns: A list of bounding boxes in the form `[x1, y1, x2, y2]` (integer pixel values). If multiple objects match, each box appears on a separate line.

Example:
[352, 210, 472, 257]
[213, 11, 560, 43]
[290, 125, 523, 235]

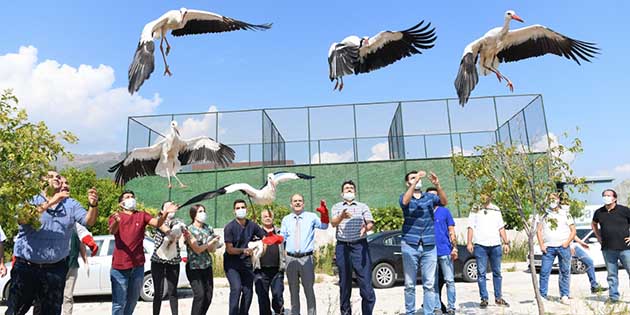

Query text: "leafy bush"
[371, 206, 403, 232]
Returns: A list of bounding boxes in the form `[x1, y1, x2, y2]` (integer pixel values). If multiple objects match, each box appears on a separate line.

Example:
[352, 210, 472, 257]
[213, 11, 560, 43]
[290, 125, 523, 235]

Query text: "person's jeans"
[434, 255, 456, 311]
[111, 266, 144, 315]
[572, 245, 598, 288]
[539, 246, 571, 298]
[152, 262, 180, 315]
[186, 265, 214, 315]
[401, 240, 437, 315]
[254, 267, 284, 315]
[225, 265, 255, 315]
[336, 239, 376, 315]
[474, 244, 503, 301]
[602, 249, 630, 301]
[6, 258, 68, 315]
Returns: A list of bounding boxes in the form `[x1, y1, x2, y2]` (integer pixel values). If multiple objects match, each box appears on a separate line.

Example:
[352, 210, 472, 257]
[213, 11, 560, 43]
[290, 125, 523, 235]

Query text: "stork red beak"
[511, 14, 524, 22]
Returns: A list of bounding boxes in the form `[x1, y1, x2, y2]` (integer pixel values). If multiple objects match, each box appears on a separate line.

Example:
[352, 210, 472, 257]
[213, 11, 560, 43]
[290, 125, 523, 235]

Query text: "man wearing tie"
[280, 194, 329, 315]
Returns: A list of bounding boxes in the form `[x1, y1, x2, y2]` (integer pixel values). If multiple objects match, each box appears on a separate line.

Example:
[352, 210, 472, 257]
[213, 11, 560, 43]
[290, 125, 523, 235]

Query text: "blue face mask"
[235, 209, 247, 219]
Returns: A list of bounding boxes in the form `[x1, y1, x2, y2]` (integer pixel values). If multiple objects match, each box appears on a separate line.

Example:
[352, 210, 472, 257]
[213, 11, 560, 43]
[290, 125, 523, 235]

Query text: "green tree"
[0, 90, 76, 256]
[451, 135, 587, 315]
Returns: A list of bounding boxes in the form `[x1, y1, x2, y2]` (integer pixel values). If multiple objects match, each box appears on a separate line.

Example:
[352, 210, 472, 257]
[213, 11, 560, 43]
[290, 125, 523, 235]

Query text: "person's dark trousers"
[336, 239, 376, 315]
[152, 261, 180, 315]
[225, 265, 255, 315]
[254, 267, 285, 315]
[185, 264, 214, 315]
[6, 257, 68, 315]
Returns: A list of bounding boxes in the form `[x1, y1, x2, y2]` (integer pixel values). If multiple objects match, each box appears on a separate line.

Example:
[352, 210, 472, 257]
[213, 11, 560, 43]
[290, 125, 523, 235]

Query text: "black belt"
[15, 257, 66, 269]
[337, 238, 366, 245]
[286, 251, 313, 258]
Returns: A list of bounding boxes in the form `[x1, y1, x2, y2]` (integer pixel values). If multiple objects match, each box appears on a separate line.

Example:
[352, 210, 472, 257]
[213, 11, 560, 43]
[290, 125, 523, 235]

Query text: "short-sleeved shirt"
[0, 224, 6, 242]
[151, 218, 183, 265]
[400, 193, 441, 246]
[434, 206, 455, 256]
[536, 209, 575, 247]
[593, 204, 630, 250]
[14, 194, 88, 264]
[280, 211, 328, 254]
[109, 211, 153, 270]
[331, 201, 374, 242]
[186, 223, 215, 270]
[467, 203, 505, 247]
[223, 219, 266, 269]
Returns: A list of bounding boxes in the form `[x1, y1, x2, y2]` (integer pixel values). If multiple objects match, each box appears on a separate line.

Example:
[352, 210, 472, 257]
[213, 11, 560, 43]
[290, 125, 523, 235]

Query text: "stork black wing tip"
[296, 173, 315, 180]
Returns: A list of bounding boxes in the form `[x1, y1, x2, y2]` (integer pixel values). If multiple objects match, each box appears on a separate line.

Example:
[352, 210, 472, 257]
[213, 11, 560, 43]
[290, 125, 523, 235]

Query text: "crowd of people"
[0, 170, 629, 315]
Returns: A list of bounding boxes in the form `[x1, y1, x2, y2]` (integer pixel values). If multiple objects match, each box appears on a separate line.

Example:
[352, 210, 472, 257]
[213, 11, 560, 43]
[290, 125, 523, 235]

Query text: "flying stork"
[454, 10, 599, 106]
[128, 8, 272, 94]
[328, 20, 437, 91]
[109, 121, 235, 188]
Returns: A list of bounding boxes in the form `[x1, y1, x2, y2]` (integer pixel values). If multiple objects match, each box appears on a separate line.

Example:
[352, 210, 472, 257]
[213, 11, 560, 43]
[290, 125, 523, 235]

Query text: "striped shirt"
[150, 218, 183, 265]
[331, 201, 374, 242]
[400, 193, 440, 246]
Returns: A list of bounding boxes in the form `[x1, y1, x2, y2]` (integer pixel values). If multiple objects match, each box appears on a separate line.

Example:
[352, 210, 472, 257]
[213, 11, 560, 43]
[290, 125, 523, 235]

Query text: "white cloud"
[529, 132, 575, 164]
[614, 164, 630, 174]
[0, 46, 160, 153]
[450, 146, 475, 157]
[311, 150, 353, 164]
[177, 106, 226, 140]
[367, 142, 389, 161]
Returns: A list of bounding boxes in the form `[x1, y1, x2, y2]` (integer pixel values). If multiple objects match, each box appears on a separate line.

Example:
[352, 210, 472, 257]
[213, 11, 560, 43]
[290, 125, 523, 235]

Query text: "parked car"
[0, 235, 189, 303]
[532, 226, 606, 274]
[333, 230, 483, 288]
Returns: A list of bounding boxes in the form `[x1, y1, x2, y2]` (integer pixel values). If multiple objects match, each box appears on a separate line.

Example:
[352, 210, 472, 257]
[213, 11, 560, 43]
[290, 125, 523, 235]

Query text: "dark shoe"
[605, 298, 619, 304]
[591, 286, 608, 293]
[446, 309, 456, 315]
[495, 298, 510, 307]
[480, 300, 489, 309]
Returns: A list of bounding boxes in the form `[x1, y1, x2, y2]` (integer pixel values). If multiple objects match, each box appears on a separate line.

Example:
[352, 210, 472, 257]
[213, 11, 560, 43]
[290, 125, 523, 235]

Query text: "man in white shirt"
[0, 224, 6, 277]
[466, 194, 510, 309]
[536, 193, 576, 304]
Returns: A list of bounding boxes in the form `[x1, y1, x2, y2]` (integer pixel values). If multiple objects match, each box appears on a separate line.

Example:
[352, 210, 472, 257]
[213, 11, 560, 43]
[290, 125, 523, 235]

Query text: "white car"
[0, 235, 189, 303]
[532, 226, 606, 273]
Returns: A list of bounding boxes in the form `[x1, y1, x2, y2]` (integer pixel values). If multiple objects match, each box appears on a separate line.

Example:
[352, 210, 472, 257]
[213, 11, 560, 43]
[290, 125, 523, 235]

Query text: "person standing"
[185, 204, 222, 315]
[330, 180, 375, 315]
[536, 193, 576, 304]
[253, 209, 286, 315]
[108, 191, 178, 315]
[62, 226, 88, 315]
[399, 170, 447, 315]
[0, 224, 7, 278]
[280, 193, 329, 315]
[591, 189, 630, 303]
[224, 199, 267, 315]
[8, 171, 99, 315]
[466, 194, 510, 309]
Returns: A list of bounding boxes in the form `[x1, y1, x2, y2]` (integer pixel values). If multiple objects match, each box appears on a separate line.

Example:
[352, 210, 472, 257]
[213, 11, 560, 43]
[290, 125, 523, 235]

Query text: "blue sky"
[0, 1, 628, 183]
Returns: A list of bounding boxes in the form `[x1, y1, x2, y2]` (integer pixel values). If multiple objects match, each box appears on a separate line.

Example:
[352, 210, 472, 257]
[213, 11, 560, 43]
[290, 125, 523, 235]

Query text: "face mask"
[549, 202, 558, 209]
[235, 209, 247, 219]
[414, 180, 422, 191]
[343, 192, 355, 201]
[196, 212, 207, 223]
[122, 198, 136, 210]
[603, 196, 614, 205]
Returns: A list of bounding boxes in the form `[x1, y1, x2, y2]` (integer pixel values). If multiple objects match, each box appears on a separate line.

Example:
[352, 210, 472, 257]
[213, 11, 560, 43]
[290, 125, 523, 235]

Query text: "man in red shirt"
[108, 190, 178, 315]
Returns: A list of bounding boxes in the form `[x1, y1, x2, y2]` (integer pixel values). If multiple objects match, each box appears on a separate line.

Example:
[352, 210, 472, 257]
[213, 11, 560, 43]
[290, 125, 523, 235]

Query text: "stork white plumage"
[108, 121, 235, 188]
[128, 8, 272, 94]
[454, 10, 599, 106]
[328, 20, 437, 91]
[179, 171, 315, 207]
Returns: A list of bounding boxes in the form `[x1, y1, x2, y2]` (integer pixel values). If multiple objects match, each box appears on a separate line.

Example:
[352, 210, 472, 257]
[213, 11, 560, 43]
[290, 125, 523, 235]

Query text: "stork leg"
[164, 36, 171, 56]
[484, 65, 514, 92]
[165, 168, 173, 189]
[339, 77, 344, 92]
[333, 79, 339, 91]
[172, 173, 187, 188]
[160, 37, 172, 76]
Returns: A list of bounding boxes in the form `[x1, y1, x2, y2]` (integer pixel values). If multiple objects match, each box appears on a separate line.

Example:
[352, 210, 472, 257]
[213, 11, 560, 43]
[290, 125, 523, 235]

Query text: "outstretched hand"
[428, 172, 440, 186]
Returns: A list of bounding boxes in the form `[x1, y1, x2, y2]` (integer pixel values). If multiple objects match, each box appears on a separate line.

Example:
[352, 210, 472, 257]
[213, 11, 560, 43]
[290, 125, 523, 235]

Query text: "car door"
[583, 231, 605, 267]
[74, 238, 105, 295]
[99, 238, 116, 293]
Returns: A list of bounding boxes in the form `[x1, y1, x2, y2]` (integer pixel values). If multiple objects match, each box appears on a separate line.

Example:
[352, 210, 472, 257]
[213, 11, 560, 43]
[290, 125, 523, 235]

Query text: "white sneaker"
[561, 296, 570, 305]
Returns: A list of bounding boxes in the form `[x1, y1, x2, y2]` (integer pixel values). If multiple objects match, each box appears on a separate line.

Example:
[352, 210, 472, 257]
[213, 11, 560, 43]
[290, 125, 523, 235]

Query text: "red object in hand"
[262, 232, 284, 245]
[316, 200, 329, 224]
[81, 235, 99, 256]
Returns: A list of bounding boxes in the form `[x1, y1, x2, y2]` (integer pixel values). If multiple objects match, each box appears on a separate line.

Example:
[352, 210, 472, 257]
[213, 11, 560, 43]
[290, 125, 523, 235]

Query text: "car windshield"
[576, 228, 591, 240]
[367, 232, 383, 242]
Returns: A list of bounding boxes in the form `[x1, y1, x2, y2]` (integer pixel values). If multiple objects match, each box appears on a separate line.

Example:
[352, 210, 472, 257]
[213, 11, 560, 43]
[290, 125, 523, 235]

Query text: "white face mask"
[549, 202, 558, 209]
[122, 198, 136, 210]
[603, 196, 614, 205]
[414, 180, 422, 191]
[342, 192, 355, 201]
[235, 209, 247, 219]
[196, 212, 207, 223]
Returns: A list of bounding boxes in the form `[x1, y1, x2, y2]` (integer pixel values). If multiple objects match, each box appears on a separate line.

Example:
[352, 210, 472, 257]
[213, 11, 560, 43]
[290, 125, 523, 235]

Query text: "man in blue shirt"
[280, 193, 329, 315]
[8, 171, 98, 315]
[399, 170, 447, 315]
[427, 187, 457, 315]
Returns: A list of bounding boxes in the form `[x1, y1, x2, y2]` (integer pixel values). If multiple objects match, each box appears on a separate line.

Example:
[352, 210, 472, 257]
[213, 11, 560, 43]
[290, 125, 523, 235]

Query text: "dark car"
[333, 230, 482, 288]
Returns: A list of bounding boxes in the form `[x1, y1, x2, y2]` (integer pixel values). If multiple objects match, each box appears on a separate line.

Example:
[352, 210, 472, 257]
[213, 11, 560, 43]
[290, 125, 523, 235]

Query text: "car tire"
[462, 259, 478, 282]
[571, 258, 587, 274]
[141, 273, 167, 302]
[371, 262, 396, 289]
[2, 281, 10, 304]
